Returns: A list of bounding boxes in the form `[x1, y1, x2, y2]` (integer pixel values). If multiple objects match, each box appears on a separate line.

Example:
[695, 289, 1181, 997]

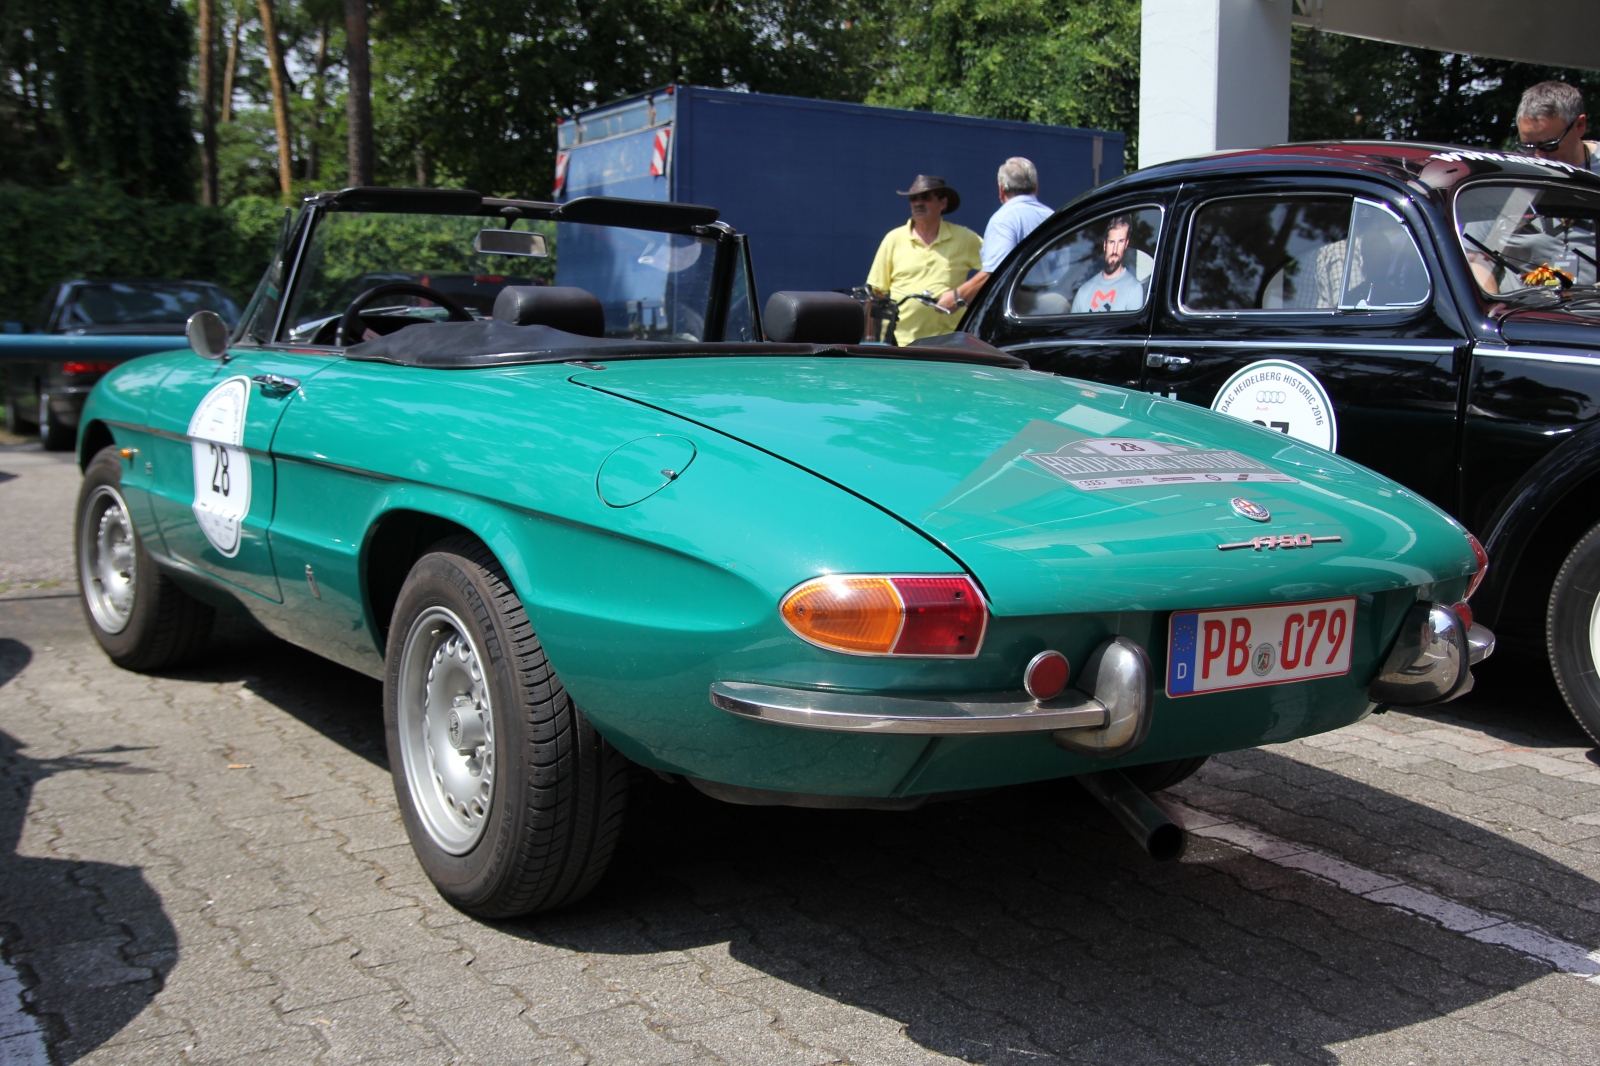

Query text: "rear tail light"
[61, 361, 117, 375]
[1452, 600, 1473, 629]
[780, 574, 987, 657]
[1465, 533, 1488, 600]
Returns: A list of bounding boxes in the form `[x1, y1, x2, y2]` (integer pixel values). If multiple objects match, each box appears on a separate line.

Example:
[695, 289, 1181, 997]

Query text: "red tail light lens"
[61, 361, 117, 375]
[780, 574, 987, 657]
[1466, 533, 1488, 600]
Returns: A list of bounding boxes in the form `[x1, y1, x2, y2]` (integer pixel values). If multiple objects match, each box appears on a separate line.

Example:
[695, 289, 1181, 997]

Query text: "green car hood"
[572, 357, 1474, 616]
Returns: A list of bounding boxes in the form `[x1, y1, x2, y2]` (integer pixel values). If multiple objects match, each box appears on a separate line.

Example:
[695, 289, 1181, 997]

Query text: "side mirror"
[186, 310, 230, 361]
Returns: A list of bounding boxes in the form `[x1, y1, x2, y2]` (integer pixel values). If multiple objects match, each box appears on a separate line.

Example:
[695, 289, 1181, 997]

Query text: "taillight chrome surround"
[779, 573, 989, 658]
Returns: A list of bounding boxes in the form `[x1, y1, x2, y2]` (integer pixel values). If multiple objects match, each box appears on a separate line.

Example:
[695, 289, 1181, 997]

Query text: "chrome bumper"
[711, 636, 1153, 757]
[1368, 601, 1494, 706]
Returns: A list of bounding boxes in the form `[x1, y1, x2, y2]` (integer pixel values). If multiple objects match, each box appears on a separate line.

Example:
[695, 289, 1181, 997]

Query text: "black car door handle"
[1145, 353, 1191, 369]
[251, 374, 301, 393]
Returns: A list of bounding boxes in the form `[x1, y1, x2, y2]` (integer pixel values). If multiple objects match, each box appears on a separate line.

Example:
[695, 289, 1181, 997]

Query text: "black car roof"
[1096, 141, 1600, 207]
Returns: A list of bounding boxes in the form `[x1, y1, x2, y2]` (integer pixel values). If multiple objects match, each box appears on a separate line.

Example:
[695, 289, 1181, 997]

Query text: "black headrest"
[764, 291, 863, 345]
[493, 285, 605, 337]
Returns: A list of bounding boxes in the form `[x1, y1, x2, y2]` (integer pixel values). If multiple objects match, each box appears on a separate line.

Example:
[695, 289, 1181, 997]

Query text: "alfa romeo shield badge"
[1211, 359, 1338, 452]
[1231, 497, 1271, 522]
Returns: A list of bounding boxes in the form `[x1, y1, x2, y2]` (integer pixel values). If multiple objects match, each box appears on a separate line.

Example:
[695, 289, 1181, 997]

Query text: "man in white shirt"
[937, 158, 1053, 312]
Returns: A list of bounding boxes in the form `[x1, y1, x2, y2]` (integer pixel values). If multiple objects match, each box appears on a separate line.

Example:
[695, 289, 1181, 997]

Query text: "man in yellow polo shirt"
[866, 175, 983, 344]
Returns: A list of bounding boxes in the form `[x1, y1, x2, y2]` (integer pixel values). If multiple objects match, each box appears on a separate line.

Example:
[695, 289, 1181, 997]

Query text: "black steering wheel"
[338, 282, 474, 346]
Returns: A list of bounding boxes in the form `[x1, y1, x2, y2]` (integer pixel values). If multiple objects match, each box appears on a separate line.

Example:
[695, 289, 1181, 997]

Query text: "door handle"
[251, 373, 301, 393]
[1145, 353, 1191, 369]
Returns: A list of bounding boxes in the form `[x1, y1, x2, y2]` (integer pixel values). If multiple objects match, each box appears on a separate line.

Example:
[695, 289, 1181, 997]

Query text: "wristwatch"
[952, 295, 968, 309]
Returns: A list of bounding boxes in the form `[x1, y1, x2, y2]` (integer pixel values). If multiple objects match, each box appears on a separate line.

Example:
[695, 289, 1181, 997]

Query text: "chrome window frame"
[1003, 203, 1166, 322]
[1176, 191, 1432, 317]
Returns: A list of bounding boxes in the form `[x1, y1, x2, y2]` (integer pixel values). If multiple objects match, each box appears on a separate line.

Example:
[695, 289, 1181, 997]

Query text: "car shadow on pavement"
[0, 638, 178, 1064]
[504, 747, 1600, 1066]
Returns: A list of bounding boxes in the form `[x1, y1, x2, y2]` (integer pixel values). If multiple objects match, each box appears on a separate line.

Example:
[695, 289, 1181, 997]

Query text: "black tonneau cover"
[343, 321, 1026, 370]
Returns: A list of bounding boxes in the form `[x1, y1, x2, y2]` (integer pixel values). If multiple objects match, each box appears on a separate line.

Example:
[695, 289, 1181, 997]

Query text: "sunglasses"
[908, 192, 942, 203]
[1518, 115, 1579, 154]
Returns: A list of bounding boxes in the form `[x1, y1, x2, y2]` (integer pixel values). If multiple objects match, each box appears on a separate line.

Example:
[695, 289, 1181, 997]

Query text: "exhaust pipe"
[1079, 769, 1186, 861]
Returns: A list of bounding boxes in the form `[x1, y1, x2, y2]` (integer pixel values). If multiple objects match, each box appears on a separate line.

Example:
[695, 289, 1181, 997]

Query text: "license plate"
[1166, 597, 1356, 697]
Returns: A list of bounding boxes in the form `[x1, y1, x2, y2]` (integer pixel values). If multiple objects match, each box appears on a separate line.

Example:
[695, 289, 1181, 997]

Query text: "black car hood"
[1497, 307, 1600, 348]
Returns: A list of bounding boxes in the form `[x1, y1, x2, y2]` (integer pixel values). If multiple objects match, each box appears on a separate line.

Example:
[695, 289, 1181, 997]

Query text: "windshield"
[281, 209, 720, 345]
[1456, 183, 1600, 296]
[59, 282, 239, 332]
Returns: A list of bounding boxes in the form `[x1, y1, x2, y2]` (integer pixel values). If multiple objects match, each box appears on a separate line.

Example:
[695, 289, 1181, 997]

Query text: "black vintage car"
[964, 142, 1600, 740]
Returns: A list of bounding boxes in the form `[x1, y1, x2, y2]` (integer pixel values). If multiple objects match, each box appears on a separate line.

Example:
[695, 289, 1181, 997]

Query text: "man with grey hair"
[1517, 80, 1600, 173]
[937, 156, 1053, 311]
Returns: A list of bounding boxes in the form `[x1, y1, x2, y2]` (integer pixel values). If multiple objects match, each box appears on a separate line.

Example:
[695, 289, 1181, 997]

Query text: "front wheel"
[1547, 522, 1600, 744]
[385, 536, 628, 917]
[76, 446, 215, 669]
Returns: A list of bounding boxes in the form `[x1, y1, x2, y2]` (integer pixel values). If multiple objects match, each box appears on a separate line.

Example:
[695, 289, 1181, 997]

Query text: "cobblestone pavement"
[3, 443, 1600, 1065]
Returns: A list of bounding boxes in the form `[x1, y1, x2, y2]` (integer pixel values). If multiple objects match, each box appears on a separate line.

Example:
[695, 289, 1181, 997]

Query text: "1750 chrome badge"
[1219, 532, 1343, 552]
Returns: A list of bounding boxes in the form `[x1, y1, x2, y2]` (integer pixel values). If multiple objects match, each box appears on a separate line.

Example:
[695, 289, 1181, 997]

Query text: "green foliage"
[1, 0, 196, 201]
[867, 0, 1140, 167]
[0, 184, 282, 322]
[1290, 28, 1600, 147]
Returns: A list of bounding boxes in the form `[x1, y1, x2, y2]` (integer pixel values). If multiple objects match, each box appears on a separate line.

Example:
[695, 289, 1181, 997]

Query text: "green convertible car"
[75, 188, 1492, 916]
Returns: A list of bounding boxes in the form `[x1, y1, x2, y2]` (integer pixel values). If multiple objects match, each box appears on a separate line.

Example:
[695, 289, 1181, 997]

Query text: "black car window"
[1339, 199, 1431, 310]
[58, 283, 240, 331]
[1182, 196, 1352, 312]
[1008, 206, 1163, 317]
[1456, 183, 1600, 296]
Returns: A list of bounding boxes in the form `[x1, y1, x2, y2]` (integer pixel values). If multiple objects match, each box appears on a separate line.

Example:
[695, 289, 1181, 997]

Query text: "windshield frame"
[246, 190, 750, 351]
[1452, 178, 1600, 301]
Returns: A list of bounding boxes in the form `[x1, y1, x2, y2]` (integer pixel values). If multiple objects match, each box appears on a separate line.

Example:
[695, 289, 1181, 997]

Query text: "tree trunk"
[306, 20, 330, 182]
[345, 0, 374, 186]
[221, 5, 241, 124]
[197, 0, 218, 204]
[258, 0, 293, 197]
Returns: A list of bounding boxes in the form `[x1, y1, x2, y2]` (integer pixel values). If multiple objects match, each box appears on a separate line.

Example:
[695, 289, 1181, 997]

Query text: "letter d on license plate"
[1166, 597, 1356, 697]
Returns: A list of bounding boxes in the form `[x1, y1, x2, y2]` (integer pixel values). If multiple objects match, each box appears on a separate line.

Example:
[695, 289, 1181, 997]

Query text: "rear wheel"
[76, 446, 214, 669]
[38, 392, 71, 451]
[385, 535, 628, 917]
[1123, 756, 1209, 793]
[1546, 522, 1600, 744]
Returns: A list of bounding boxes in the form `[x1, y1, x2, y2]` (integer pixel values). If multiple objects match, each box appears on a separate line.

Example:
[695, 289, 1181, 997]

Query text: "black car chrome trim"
[1473, 346, 1600, 366]
[1144, 338, 1459, 354]
[709, 681, 1109, 735]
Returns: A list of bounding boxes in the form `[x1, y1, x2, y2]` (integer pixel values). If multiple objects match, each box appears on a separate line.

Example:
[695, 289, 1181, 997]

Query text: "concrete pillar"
[1138, 0, 1292, 170]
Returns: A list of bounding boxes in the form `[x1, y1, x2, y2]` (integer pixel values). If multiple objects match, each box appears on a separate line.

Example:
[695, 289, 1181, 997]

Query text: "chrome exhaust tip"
[1079, 769, 1186, 862]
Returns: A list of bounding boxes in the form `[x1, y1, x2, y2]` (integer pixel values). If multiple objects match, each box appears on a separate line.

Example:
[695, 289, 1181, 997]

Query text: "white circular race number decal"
[1211, 359, 1338, 452]
[187, 377, 252, 558]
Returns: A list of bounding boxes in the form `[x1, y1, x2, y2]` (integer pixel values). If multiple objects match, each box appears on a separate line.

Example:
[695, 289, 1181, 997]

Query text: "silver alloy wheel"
[397, 605, 496, 854]
[1588, 591, 1600, 677]
[79, 485, 137, 634]
[37, 393, 50, 448]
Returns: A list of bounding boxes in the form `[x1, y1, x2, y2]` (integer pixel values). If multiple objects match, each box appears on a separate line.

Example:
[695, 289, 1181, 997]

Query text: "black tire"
[1123, 756, 1209, 793]
[1547, 522, 1600, 744]
[38, 391, 71, 451]
[384, 535, 628, 918]
[76, 446, 215, 670]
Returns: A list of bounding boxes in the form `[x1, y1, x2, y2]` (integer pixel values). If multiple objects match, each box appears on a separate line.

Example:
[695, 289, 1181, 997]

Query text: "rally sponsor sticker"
[187, 377, 252, 558]
[1211, 359, 1338, 452]
[1167, 596, 1355, 697]
[1024, 436, 1298, 492]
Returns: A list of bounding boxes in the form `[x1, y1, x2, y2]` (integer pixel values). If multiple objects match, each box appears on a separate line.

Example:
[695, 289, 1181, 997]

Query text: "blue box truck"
[553, 85, 1123, 333]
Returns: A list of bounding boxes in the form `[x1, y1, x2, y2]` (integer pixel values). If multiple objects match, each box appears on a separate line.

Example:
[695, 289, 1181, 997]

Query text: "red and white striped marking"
[650, 129, 670, 177]
[553, 151, 570, 196]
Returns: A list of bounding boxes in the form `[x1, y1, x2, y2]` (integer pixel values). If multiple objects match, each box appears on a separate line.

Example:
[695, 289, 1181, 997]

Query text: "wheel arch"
[1476, 424, 1600, 645]
[362, 508, 482, 647]
[78, 418, 115, 471]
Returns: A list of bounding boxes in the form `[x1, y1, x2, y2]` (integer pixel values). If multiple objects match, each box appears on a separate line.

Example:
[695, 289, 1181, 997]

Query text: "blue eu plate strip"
[1168, 611, 1198, 695]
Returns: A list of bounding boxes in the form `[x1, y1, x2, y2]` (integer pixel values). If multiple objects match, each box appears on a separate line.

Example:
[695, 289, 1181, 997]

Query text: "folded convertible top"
[343, 320, 1027, 370]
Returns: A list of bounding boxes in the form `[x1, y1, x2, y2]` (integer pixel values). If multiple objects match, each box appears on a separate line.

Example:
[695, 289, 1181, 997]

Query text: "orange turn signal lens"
[780, 574, 987, 657]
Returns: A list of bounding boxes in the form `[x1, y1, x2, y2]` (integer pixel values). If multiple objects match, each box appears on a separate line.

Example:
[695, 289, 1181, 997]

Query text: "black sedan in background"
[965, 142, 1600, 741]
[2, 280, 240, 449]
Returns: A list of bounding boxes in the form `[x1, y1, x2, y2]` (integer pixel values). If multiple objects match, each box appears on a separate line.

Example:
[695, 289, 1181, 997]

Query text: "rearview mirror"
[476, 229, 548, 257]
[187, 310, 230, 361]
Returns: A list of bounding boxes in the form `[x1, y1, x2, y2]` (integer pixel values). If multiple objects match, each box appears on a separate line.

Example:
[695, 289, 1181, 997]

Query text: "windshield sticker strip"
[1024, 442, 1299, 491]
